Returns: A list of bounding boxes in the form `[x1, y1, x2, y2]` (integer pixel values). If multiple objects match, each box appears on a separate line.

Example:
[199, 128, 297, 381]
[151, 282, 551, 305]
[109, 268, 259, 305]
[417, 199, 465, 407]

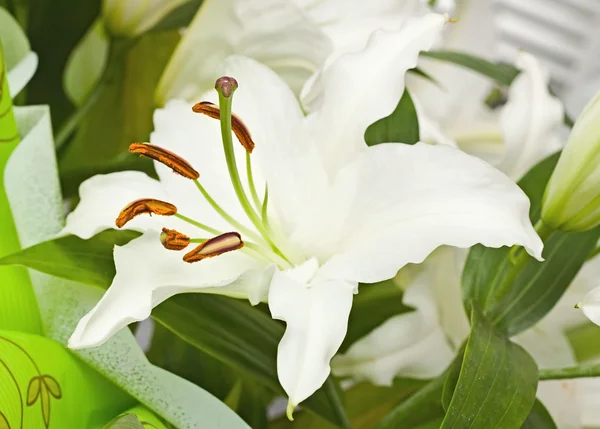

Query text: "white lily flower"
[64, 15, 543, 409]
[156, 0, 430, 104]
[102, 0, 190, 37]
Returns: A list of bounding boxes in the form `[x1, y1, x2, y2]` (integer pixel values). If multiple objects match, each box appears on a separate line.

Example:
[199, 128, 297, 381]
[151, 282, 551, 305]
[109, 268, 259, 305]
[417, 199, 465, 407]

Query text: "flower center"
[116, 76, 297, 269]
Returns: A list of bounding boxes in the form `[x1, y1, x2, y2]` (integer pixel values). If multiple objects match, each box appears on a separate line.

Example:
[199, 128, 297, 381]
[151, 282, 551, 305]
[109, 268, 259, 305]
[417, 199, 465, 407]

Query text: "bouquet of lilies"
[2, 0, 600, 428]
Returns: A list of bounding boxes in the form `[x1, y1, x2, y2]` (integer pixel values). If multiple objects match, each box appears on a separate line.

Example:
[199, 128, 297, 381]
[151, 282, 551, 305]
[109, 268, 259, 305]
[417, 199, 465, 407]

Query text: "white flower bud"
[541, 91, 600, 232]
[102, 0, 189, 37]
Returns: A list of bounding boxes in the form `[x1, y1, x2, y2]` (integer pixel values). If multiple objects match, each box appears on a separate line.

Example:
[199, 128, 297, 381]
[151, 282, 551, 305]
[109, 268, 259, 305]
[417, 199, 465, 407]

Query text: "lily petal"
[69, 230, 268, 349]
[61, 171, 171, 239]
[268, 260, 355, 406]
[497, 52, 564, 180]
[304, 13, 445, 170]
[294, 0, 428, 62]
[576, 285, 600, 327]
[332, 266, 454, 385]
[156, 0, 330, 104]
[315, 142, 543, 284]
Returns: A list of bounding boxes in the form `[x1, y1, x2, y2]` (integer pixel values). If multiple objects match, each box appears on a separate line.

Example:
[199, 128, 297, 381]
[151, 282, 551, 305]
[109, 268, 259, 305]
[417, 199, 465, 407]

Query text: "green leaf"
[63, 19, 109, 106]
[374, 375, 445, 429]
[0, 230, 140, 288]
[462, 153, 600, 336]
[103, 414, 145, 429]
[421, 50, 519, 86]
[520, 399, 557, 429]
[340, 280, 412, 353]
[271, 378, 428, 429]
[365, 89, 419, 146]
[440, 307, 538, 429]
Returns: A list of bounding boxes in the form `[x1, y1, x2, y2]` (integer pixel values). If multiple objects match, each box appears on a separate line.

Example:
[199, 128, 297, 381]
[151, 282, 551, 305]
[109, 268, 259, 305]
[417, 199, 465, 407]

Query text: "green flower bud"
[542, 91, 600, 232]
[102, 0, 189, 38]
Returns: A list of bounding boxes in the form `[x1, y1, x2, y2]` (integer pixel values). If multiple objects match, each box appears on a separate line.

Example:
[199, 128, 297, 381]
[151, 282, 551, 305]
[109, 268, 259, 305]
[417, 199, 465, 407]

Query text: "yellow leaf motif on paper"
[26, 377, 41, 406]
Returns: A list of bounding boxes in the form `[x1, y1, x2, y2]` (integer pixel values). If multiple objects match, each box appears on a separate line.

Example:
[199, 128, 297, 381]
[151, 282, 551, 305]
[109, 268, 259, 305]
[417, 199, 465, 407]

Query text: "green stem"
[216, 89, 289, 263]
[173, 213, 221, 236]
[539, 362, 600, 381]
[246, 152, 262, 211]
[192, 180, 264, 244]
[0, 45, 42, 334]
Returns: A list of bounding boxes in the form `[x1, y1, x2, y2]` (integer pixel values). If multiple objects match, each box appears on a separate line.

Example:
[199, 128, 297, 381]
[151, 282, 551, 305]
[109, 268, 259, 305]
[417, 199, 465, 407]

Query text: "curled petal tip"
[215, 76, 238, 98]
[286, 401, 296, 421]
[575, 302, 581, 309]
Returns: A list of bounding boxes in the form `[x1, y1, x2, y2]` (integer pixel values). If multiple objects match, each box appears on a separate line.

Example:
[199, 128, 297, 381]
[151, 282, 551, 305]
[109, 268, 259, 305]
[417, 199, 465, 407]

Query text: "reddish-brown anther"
[129, 143, 199, 179]
[160, 227, 191, 250]
[115, 199, 177, 228]
[183, 232, 244, 263]
[191, 101, 255, 153]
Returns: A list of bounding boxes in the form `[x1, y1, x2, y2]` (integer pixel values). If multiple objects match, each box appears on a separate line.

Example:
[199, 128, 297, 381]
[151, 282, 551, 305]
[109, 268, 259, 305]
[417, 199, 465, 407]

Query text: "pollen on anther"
[129, 143, 199, 179]
[160, 227, 190, 250]
[192, 101, 255, 153]
[115, 199, 177, 228]
[183, 232, 244, 263]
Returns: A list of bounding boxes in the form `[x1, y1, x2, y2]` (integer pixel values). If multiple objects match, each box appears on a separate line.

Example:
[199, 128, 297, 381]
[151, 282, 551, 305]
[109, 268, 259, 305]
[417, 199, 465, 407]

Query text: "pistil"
[215, 77, 289, 263]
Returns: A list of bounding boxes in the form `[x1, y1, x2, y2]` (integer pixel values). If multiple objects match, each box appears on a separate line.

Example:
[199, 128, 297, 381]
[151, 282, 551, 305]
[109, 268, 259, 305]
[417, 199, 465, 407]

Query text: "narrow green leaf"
[440, 307, 537, 429]
[462, 153, 600, 336]
[421, 50, 519, 86]
[0, 230, 140, 288]
[340, 280, 412, 353]
[365, 90, 419, 146]
[520, 399, 557, 429]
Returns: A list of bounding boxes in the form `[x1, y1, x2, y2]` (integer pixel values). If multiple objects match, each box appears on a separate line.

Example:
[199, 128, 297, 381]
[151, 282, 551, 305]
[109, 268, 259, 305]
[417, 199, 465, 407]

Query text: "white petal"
[268, 262, 356, 406]
[332, 264, 454, 385]
[295, 0, 428, 61]
[315, 143, 542, 284]
[156, 0, 330, 104]
[7, 52, 38, 97]
[61, 171, 169, 239]
[304, 13, 445, 171]
[69, 230, 268, 349]
[576, 285, 600, 327]
[496, 52, 565, 180]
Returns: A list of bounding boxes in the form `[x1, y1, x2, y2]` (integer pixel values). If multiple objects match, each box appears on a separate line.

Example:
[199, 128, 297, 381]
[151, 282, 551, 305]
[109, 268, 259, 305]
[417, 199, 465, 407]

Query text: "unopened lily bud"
[541, 91, 600, 232]
[102, 0, 189, 38]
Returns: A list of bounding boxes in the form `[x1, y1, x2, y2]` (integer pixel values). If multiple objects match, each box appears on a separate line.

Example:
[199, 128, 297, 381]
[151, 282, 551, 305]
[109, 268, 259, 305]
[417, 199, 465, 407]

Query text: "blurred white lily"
[414, 51, 564, 182]
[156, 0, 430, 104]
[63, 15, 544, 410]
[102, 0, 190, 37]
